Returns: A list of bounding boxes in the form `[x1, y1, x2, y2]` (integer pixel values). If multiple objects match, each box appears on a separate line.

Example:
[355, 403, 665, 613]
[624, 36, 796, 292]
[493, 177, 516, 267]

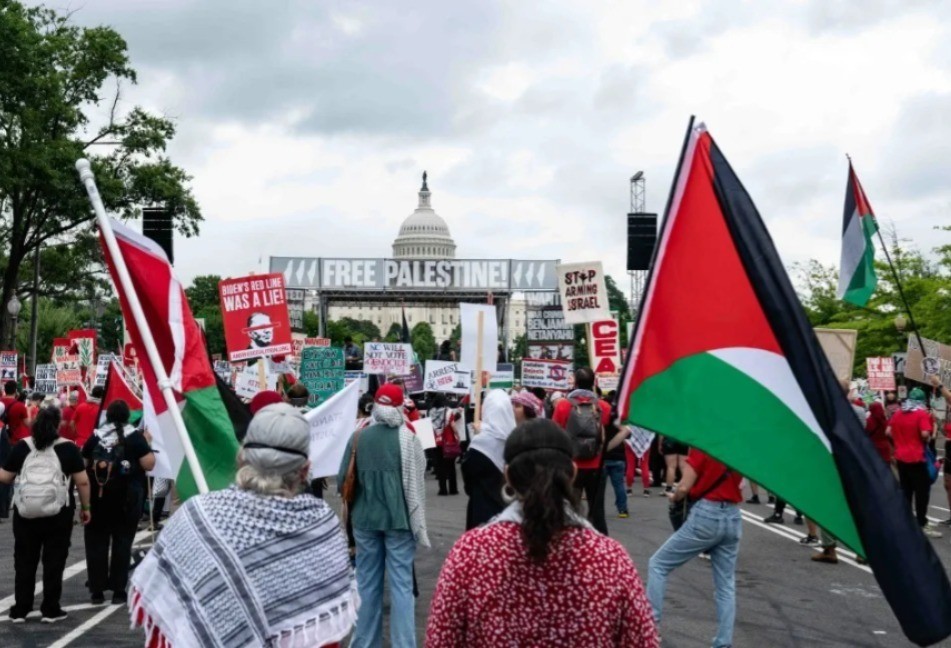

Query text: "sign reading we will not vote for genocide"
[219, 273, 293, 363]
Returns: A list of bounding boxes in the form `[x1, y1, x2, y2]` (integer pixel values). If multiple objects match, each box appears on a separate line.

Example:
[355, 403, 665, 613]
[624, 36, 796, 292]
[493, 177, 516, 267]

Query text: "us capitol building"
[326, 174, 527, 347]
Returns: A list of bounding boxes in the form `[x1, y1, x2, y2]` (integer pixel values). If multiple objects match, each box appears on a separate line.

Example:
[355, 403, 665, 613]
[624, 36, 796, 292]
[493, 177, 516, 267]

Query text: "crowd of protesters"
[0, 343, 947, 648]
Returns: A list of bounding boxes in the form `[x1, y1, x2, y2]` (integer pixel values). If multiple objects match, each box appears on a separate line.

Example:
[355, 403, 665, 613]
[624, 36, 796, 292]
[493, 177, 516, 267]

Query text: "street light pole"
[28, 247, 40, 376]
[7, 295, 22, 350]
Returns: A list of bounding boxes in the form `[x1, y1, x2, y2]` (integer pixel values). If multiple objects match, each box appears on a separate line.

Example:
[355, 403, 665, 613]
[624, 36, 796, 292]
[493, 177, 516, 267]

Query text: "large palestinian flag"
[837, 163, 878, 306]
[617, 121, 951, 646]
[100, 219, 240, 500]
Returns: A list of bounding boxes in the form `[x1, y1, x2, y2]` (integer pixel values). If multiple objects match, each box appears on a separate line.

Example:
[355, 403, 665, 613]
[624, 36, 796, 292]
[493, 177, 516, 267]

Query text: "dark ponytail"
[32, 407, 62, 450]
[503, 419, 580, 563]
[106, 400, 131, 444]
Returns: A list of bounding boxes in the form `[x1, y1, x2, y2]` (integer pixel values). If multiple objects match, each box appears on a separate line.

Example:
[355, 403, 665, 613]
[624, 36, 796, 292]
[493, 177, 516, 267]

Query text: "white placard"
[460, 303, 498, 374]
[305, 381, 361, 478]
[556, 261, 610, 324]
[363, 342, 413, 376]
[412, 417, 436, 450]
[424, 360, 472, 395]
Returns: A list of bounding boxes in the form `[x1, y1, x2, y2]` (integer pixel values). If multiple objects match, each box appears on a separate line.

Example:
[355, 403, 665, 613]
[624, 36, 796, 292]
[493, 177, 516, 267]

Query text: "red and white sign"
[219, 273, 293, 362]
[364, 342, 413, 376]
[292, 337, 331, 357]
[588, 319, 620, 374]
[0, 351, 17, 383]
[866, 356, 896, 391]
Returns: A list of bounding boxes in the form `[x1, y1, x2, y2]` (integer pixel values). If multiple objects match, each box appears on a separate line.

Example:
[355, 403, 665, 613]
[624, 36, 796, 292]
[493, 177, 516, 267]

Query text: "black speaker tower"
[627, 212, 657, 271]
[142, 207, 174, 264]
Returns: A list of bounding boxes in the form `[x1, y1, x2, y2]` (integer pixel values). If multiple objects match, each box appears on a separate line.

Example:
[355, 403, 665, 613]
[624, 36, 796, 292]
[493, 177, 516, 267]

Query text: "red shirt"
[72, 401, 100, 448]
[890, 408, 933, 464]
[687, 449, 743, 503]
[426, 521, 659, 647]
[552, 395, 611, 470]
[5, 401, 30, 443]
[60, 405, 76, 442]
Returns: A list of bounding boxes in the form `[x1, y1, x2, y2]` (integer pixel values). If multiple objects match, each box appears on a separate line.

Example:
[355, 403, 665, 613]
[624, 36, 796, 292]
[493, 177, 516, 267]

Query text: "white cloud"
[43, 0, 951, 289]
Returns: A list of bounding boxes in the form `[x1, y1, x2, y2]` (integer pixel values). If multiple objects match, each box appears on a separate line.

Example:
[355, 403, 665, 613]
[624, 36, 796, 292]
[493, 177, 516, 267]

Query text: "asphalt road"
[2, 472, 951, 647]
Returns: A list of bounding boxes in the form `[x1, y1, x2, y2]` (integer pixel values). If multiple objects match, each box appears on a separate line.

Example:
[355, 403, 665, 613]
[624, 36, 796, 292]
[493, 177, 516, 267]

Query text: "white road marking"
[0, 529, 154, 613]
[46, 603, 123, 648]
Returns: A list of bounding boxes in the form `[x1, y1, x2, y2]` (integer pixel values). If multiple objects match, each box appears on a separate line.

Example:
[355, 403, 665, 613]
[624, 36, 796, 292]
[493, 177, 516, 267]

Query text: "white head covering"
[468, 389, 517, 472]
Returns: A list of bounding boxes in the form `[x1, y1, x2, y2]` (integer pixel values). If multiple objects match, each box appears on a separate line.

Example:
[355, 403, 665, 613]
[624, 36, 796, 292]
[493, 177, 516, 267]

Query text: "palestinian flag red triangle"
[618, 120, 951, 646]
[97, 360, 143, 427]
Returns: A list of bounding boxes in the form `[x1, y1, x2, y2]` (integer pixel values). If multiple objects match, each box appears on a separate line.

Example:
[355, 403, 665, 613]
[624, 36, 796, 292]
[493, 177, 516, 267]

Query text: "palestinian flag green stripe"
[630, 349, 861, 552]
[175, 385, 241, 500]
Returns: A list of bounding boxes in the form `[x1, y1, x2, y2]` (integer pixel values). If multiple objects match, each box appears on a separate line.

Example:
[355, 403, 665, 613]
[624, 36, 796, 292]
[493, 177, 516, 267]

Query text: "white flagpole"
[76, 159, 210, 495]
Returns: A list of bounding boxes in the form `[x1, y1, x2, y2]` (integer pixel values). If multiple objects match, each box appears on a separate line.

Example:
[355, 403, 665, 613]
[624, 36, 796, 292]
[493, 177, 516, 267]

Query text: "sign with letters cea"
[588, 319, 620, 374]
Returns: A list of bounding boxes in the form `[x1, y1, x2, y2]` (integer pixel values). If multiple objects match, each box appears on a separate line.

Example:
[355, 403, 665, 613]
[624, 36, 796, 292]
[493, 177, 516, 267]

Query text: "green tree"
[14, 299, 80, 364]
[384, 322, 402, 342]
[194, 305, 226, 357]
[0, 1, 202, 344]
[605, 274, 632, 348]
[411, 322, 436, 362]
[302, 311, 320, 337]
[185, 275, 222, 312]
[338, 317, 381, 342]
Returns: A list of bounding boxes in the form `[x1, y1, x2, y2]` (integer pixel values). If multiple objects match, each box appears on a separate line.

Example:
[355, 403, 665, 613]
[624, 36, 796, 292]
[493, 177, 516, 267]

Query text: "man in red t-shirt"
[647, 448, 743, 648]
[2, 381, 30, 444]
[60, 391, 79, 441]
[888, 387, 938, 535]
[72, 386, 104, 448]
[552, 367, 619, 535]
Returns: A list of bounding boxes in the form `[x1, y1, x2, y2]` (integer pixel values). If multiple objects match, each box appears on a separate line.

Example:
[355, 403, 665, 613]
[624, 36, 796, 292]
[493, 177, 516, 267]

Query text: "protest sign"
[56, 354, 82, 386]
[34, 364, 57, 394]
[299, 346, 345, 407]
[0, 352, 16, 383]
[588, 319, 620, 374]
[412, 417, 437, 451]
[213, 360, 233, 385]
[68, 329, 97, 369]
[556, 261, 609, 325]
[292, 336, 330, 357]
[490, 363, 515, 389]
[905, 335, 951, 386]
[363, 342, 413, 376]
[527, 305, 574, 361]
[424, 360, 472, 395]
[122, 342, 138, 369]
[460, 303, 498, 374]
[233, 369, 277, 399]
[94, 354, 118, 387]
[866, 357, 896, 391]
[52, 338, 71, 365]
[286, 288, 305, 332]
[814, 328, 858, 382]
[521, 359, 572, 390]
[597, 373, 620, 393]
[305, 381, 360, 478]
[344, 371, 369, 393]
[403, 364, 425, 393]
[218, 272, 293, 362]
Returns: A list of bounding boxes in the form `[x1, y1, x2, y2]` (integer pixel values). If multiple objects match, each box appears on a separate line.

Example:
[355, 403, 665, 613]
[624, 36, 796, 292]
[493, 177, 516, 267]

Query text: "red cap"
[250, 390, 283, 415]
[374, 383, 404, 407]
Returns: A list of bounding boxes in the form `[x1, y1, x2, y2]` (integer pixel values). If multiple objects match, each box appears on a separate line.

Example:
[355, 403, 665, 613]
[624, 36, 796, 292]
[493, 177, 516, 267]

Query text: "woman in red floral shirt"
[426, 419, 659, 647]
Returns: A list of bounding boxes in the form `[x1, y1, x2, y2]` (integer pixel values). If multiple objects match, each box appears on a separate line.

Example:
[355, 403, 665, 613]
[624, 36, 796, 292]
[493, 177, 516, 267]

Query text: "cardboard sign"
[299, 346, 345, 407]
[68, 329, 97, 369]
[412, 417, 437, 451]
[814, 328, 858, 382]
[219, 273, 293, 362]
[0, 351, 16, 383]
[34, 364, 58, 394]
[213, 360, 233, 385]
[363, 342, 413, 376]
[424, 360, 472, 395]
[521, 359, 572, 390]
[556, 261, 609, 325]
[905, 335, 951, 387]
[588, 319, 620, 374]
[286, 288, 305, 333]
[866, 357, 896, 391]
[234, 370, 276, 399]
[527, 305, 575, 361]
[460, 303, 498, 374]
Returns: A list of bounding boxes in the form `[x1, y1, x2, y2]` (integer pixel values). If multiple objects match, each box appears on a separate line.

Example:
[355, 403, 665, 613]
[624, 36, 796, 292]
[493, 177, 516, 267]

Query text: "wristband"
[81, 504, 91, 511]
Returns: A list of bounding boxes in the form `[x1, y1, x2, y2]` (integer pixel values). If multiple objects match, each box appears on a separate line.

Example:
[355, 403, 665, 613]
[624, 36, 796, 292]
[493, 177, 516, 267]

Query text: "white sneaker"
[924, 526, 943, 538]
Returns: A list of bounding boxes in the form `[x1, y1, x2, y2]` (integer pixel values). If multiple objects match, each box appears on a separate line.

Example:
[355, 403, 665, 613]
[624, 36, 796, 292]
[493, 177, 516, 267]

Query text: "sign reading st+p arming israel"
[270, 257, 559, 292]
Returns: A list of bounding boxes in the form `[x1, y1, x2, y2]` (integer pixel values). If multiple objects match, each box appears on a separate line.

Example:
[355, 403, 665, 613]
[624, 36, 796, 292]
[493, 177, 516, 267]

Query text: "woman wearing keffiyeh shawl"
[130, 403, 358, 648]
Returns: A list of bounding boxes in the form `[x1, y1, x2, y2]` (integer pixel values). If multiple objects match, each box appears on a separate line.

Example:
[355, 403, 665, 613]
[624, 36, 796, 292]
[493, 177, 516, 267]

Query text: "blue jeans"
[603, 459, 628, 514]
[352, 529, 417, 648]
[647, 499, 742, 648]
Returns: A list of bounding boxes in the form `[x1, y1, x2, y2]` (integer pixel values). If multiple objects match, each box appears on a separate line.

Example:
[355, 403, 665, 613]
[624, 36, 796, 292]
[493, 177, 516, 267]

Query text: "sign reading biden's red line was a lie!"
[219, 273, 293, 362]
[556, 261, 610, 325]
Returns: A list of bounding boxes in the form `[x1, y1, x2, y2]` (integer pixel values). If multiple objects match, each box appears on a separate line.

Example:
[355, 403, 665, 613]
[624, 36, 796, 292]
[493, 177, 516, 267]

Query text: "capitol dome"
[392, 172, 457, 259]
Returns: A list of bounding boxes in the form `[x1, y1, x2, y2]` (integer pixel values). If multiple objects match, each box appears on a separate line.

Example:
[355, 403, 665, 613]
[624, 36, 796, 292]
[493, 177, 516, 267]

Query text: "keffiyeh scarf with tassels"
[130, 486, 358, 648]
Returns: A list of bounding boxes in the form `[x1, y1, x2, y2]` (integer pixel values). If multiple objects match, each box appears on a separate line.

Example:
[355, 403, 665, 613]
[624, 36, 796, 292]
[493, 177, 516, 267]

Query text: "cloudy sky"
[47, 0, 951, 290]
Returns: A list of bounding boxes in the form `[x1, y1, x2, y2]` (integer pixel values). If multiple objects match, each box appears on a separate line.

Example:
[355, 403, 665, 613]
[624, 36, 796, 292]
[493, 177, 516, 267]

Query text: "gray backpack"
[14, 438, 69, 518]
[565, 396, 603, 460]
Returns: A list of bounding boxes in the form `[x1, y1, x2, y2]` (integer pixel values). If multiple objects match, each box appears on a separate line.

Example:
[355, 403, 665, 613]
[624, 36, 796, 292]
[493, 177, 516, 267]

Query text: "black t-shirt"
[4, 438, 85, 510]
[82, 428, 152, 500]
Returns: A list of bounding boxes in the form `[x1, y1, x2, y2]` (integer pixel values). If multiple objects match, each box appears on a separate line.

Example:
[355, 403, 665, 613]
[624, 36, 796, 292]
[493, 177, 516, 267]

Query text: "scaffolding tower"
[628, 172, 648, 315]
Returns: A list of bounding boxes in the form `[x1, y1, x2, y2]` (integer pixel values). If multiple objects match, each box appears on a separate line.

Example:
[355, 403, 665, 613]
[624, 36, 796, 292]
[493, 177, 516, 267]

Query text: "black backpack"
[90, 435, 132, 499]
[565, 396, 603, 460]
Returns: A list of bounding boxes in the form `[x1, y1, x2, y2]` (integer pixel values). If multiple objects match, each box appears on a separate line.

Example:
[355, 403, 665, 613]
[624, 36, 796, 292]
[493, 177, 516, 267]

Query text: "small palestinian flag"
[96, 360, 143, 427]
[618, 120, 951, 646]
[837, 163, 878, 306]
